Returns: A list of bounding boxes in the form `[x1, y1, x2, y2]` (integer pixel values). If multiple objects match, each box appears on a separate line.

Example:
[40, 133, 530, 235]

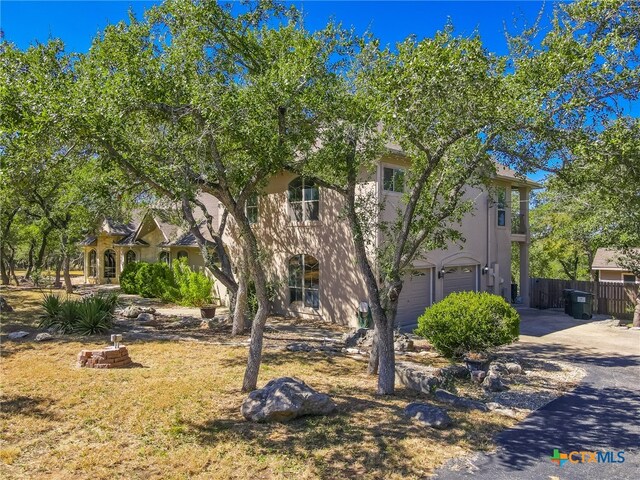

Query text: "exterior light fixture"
[438, 268, 446, 279]
[111, 334, 122, 349]
[482, 264, 489, 275]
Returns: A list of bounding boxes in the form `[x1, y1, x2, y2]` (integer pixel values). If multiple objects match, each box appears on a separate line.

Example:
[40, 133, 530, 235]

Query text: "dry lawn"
[1, 289, 517, 480]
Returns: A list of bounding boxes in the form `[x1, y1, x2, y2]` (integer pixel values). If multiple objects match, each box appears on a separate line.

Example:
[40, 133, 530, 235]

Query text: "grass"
[1, 289, 516, 479]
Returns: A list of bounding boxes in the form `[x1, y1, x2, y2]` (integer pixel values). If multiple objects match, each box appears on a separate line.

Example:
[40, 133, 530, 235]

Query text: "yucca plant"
[56, 300, 80, 334]
[38, 293, 62, 329]
[74, 298, 112, 335]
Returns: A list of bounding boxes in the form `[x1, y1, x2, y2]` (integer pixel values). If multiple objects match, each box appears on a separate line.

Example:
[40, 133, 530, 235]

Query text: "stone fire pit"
[77, 345, 133, 369]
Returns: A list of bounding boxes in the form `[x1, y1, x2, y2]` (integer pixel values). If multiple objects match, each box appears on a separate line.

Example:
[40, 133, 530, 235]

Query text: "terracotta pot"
[200, 305, 217, 318]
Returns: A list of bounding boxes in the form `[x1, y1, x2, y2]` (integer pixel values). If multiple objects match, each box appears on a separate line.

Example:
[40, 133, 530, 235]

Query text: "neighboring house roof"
[79, 236, 97, 247]
[115, 233, 149, 246]
[592, 248, 640, 270]
[494, 164, 543, 189]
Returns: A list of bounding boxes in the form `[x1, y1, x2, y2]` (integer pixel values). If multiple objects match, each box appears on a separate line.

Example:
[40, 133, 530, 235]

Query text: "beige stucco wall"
[598, 269, 639, 283]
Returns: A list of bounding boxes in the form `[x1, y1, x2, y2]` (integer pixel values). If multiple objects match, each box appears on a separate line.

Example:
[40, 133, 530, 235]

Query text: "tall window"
[246, 194, 259, 224]
[288, 177, 319, 222]
[159, 251, 170, 265]
[125, 250, 136, 265]
[288, 254, 319, 308]
[104, 249, 116, 278]
[383, 166, 405, 193]
[177, 250, 189, 262]
[88, 250, 97, 277]
[497, 187, 507, 227]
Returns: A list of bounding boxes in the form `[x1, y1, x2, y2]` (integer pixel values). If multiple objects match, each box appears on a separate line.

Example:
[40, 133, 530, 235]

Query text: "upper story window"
[497, 187, 507, 227]
[246, 194, 259, 224]
[383, 166, 405, 193]
[288, 177, 319, 222]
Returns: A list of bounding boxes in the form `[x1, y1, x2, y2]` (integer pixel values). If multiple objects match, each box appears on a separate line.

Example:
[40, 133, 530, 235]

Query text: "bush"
[415, 291, 520, 359]
[38, 292, 118, 335]
[171, 260, 213, 307]
[134, 262, 174, 298]
[120, 262, 144, 294]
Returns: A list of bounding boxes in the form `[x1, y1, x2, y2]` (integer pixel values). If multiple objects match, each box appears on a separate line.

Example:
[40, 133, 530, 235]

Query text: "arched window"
[159, 251, 170, 265]
[288, 254, 319, 308]
[125, 250, 136, 265]
[177, 250, 189, 263]
[88, 250, 97, 277]
[104, 249, 116, 278]
[288, 177, 319, 222]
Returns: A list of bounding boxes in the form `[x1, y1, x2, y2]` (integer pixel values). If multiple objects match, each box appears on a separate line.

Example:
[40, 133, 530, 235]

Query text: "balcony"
[511, 213, 527, 235]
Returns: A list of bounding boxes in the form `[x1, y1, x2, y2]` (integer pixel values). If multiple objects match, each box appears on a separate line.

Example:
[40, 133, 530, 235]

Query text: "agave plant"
[56, 300, 80, 334]
[74, 297, 113, 335]
[38, 293, 63, 329]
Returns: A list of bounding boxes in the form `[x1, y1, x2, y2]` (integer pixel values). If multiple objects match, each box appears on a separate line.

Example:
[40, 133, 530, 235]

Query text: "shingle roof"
[115, 233, 149, 246]
[79, 236, 97, 246]
[592, 248, 640, 270]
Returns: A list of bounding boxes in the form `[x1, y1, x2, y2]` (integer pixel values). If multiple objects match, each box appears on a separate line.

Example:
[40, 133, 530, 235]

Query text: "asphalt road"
[434, 309, 640, 480]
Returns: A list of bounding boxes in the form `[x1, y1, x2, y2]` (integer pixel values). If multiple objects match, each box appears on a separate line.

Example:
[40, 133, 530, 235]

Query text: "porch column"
[519, 188, 531, 306]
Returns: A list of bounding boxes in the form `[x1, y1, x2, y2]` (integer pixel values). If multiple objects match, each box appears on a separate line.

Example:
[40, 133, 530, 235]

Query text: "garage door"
[396, 269, 433, 329]
[443, 265, 478, 298]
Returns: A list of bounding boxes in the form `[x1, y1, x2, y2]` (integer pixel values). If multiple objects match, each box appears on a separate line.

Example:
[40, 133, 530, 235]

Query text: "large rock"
[35, 332, 54, 342]
[135, 312, 155, 323]
[7, 331, 29, 340]
[484, 373, 508, 392]
[0, 296, 14, 313]
[394, 333, 415, 352]
[120, 306, 143, 318]
[342, 328, 368, 348]
[241, 377, 336, 422]
[434, 389, 488, 412]
[488, 361, 508, 375]
[505, 362, 523, 375]
[396, 361, 442, 394]
[404, 402, 452, 429]
[439, 364, 470, 379]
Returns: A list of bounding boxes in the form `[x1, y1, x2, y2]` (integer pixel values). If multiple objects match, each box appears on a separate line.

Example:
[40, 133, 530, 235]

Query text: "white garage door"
[396, 269, 433, 329]
[443, 265, 478, 298]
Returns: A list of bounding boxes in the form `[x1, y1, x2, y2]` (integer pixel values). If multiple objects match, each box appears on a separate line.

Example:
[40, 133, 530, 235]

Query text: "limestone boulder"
[395, 361, 442, 394]
[241, 377, 336, 422]
[404, 402, 452, 429]
[434, 389, 488, 412]
[0, 296, 13, 313]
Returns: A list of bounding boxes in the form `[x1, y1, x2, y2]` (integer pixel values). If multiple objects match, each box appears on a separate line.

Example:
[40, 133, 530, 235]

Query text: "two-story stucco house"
[81, 156, 540, 328]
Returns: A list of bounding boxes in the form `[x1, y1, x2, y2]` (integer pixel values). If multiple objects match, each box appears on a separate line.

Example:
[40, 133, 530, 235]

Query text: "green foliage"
[38, 293, 63, 329]
[134, 262, 175, 298]
[120, 262, 145, 294]
[171, 260, 214, 307]
[415, 292, 520, 359]
[121, 260, 214, 306]
[38, 292, 118, 335]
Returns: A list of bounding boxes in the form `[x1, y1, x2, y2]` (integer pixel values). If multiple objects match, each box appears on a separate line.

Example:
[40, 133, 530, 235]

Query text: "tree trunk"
[34, 227, 52, 272]
[232, 268, 249, 335]
[7, 244, 19, 286]
[633, 295, 640, 328]
[63, 254, 73, 293]
[53, 256, 63, 288]
[367, 327, 380, 374]
[0, 251, 9, 285]
[236, 209, 270, 392]
[25, 239, 36, 278]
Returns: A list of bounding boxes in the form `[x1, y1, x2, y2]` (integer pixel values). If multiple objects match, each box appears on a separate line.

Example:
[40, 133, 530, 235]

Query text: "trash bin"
[562, 289, 575, 316]
[569, 290, 593, 320]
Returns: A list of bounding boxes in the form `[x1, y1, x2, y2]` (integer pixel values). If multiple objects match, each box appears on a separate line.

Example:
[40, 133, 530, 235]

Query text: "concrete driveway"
[434, 308, 640, 480]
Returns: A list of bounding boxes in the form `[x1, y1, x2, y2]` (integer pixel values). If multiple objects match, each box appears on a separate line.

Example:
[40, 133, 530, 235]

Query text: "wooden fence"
[530, 277, 639, 319]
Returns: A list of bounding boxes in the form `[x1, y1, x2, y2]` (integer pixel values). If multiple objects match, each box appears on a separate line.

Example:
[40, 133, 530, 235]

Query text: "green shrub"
[415, 291, 520, 359]
[172, 260, 213, 307]
[38, 293, 62, 329]
[74, 297, 113, 335]
[120, 262, 144, 294]
[38, 292, 118, 335]
[134, 262, 174, 298]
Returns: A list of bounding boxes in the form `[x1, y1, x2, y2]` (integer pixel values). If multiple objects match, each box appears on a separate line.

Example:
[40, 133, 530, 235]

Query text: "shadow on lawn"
[184, 384, 510, 479]
[0, 394, 59, 421]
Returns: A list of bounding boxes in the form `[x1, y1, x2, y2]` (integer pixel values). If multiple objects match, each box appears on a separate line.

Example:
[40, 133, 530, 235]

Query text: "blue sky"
[2, 1, 551, 54]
